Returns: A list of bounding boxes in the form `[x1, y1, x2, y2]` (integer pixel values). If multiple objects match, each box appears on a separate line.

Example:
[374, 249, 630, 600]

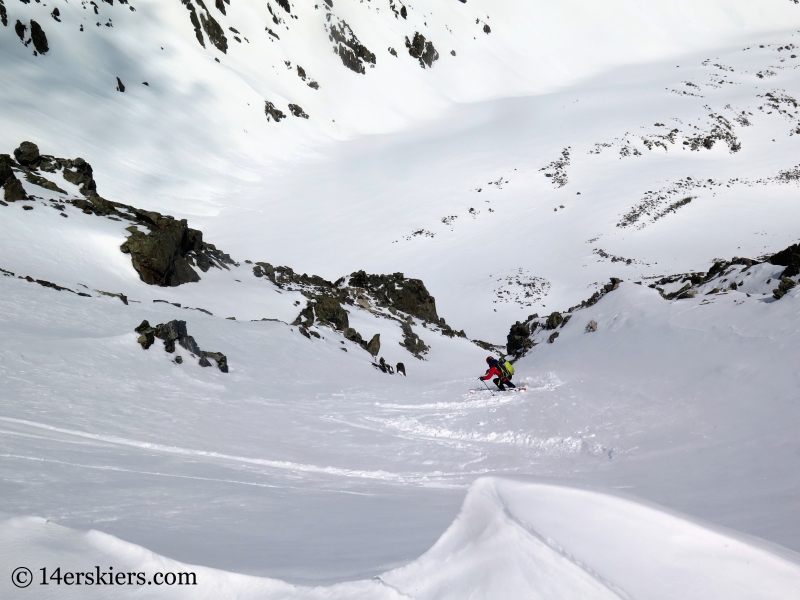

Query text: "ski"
[469, 386, 527, 394]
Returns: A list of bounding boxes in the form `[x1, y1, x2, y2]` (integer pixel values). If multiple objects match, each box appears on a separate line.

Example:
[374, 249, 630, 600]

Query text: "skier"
[479, 356, 516, 391]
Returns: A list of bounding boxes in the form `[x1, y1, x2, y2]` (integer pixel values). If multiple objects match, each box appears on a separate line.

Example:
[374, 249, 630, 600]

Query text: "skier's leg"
[493, 377, 505, 391]
[506, 378, 516, 389]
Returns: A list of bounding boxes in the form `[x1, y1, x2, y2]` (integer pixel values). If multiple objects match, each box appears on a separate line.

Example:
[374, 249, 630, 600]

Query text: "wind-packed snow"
[3, 0, 800, 597]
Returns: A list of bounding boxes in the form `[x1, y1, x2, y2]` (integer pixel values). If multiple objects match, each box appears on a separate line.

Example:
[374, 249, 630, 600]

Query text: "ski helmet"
[486, 356, 494, 364]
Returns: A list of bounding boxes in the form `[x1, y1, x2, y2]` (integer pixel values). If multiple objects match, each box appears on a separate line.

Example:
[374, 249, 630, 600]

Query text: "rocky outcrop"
[135, 319, 228, 372]
[4, 142, 235, 286]
[405, 32, 438, 68]
[265, 101, 286, 122]
[0, 154, 26, 202]
[506, 321, 532, 356]
[348, 270, 438, 323]
[545, 312, 563, 330]
[326, 16, 376, 74]
[773, 277, 796, 300]
[400, 322, 429, 359]
[30, 20, 48, 54]
[288, 103, 309, 119]
[770, 243, 800, 278]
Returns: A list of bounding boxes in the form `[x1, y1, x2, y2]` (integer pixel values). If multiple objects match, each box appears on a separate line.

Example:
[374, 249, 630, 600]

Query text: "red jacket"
[480, 364, 505, 381]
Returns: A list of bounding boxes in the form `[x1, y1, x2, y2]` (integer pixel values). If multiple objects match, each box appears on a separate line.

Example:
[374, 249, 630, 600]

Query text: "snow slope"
[3, 0, 800, 596]
[3, 478, 799, 599]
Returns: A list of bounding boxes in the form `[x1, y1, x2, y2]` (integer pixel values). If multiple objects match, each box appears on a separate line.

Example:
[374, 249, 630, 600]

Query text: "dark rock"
[367, 333, 380, 356]
[773, 277, 796, 300]
[62, 157, 96, 193]
[770, 243, 800, 278]
[396, 362, 406, 376]
[288, 103, 309, 119]
[30, 20, 48, 54]
[199, 355, 212, 367]
[22, 204, 33, 210]
[215, 0, 228, 14]
[328, 18, 375, 74]
[400, 322, 429, 358]
[548, 331, 559, 343]
[276, 0, 291, 12]
[202, 351, 228, 372]
[545, 312, 563, 330]
[175, 355, 183, 364]
[116, 77, 125, 92]
[15, 20, 26, 41]
[0, 155, 13, 185]
[120, 221, 201, 287]
[137, 331, 155, 349]
[265, 101, 286, 122]
[313, 296, 349, 330]
[506, 321, 532, 356]
[2, 173, 26, 202]
[135, 320, 152, 333]
[405, 32, 439, 68]
[344, 327, 363, 345]
[0, 4, 7, 27]
[14, 142, 40, 167]
[348, 270, 438, 322]
[388, 47, 397, 56]
[483, 23, 491, 34]
[199, 7, 227, 53]
[182, 1, 205, 47]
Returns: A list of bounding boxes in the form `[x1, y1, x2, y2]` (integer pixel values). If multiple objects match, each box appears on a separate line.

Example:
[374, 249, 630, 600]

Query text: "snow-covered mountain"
[3, 0, 800, 597]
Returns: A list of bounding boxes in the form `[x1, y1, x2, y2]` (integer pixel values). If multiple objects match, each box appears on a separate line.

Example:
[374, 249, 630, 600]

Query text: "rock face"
[288, 103, 309, 119]
[135, 319, 228, 372]
[2, 142, 234, 287]
[586, 319, 598, 332]
[348, 270, 438, 323]
[506, 321, 532, 356]
[120, 219, 205, 287]
[265, 101, 286, 122]
[770, 243, 800, 278]
[327, 17, 376, 74]
[405, 32, 438, 68]
[30, 21, 48, 54]
[400, 322, 429, 359]
[0, 154, 26, 202]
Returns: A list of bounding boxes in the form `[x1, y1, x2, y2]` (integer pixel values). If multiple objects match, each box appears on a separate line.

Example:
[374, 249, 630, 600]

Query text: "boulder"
[13, 142, 40, 167]
[506, 321, 532, 356]
[396, 362, 406, 376]
[30, 20, 48, 55]
[367, 333, 381, 356]
[586, 320, 598, 333]
[545, 312, 563, 330]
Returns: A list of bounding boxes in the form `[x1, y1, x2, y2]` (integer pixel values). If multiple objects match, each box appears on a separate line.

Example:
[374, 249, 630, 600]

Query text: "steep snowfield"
[3, 0, 800, 596]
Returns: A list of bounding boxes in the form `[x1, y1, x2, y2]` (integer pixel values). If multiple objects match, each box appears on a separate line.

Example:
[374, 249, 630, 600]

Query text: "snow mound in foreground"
[3, 478, 798, 599]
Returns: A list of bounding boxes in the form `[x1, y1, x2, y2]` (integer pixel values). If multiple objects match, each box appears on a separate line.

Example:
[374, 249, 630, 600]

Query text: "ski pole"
[481, 378, 495, 396]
